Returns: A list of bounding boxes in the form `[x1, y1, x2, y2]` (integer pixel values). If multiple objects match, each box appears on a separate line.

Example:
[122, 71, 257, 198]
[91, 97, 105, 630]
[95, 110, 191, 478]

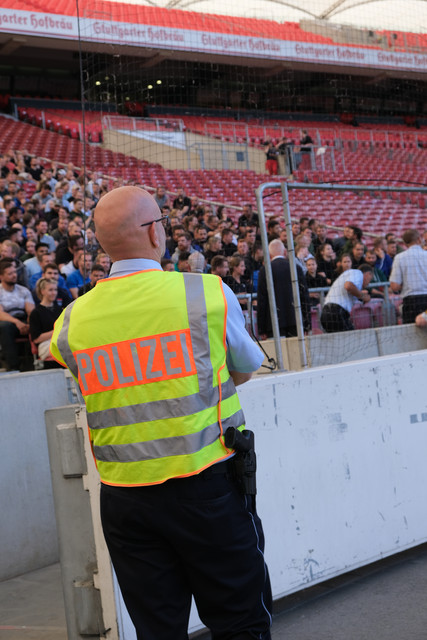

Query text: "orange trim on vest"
[99, 451, 235, 487]
[97, 268, 162, 284]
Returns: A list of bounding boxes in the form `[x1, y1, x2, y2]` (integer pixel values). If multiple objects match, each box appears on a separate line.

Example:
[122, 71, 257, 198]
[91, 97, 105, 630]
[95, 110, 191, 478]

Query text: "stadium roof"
[104, 0, 427, 33]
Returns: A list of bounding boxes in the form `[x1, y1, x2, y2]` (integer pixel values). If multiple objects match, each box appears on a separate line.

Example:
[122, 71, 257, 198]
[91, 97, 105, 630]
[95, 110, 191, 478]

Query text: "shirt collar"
[109, 258, 162, 278]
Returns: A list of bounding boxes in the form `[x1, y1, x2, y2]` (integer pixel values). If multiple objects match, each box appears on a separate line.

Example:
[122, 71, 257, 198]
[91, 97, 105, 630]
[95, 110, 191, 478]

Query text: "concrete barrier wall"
[0, 370, 75, 581]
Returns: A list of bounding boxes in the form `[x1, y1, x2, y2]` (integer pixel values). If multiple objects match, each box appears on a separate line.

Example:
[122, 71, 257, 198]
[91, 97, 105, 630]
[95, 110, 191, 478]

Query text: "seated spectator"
[21, 241, 50, 278]
[221, 228, 237, 257]
[154, 186, 170, 210]
[166, 224, 185, 255]
[188, 251, 206, 274]
[176, 251, 190, 273]
[29, 258, 67, 292]
[305, 257, 328, 306]
[204, 236, 223, 265]
[21, 238, 36, 262]
[267, 219, 281, 243]
[171, 232, 196, 264]
[29, 278, 63, 363]
[27, 157, 43, 182]
[0, 259, 34, 370]
[192, 225, 208, 253]
[51, 215, 69, 245]
[316, 242, 336, 285]
[183, 214, 198, 236]
[32, 181, 52, 211]
[320, 264, 373, 333]
[172, 188, 191, 215]
[0, 209, 9, 242]
[56, 233, 84, 270]
[32, 262, 72, 307]
[0, 239, 29, 287]
[78, 263, 106, 296]
[67, 253, 93, 299]
[61, 248, 84, 278]
[34, 219, 56, 252]
[161, 258, 175, 272]
[210, 255, 229, 279]
[95, 252, 112, 275]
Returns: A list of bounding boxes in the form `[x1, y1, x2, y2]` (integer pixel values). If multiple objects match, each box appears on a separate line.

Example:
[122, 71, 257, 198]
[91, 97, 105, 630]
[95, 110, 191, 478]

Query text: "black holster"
[224, 427, 257, 498]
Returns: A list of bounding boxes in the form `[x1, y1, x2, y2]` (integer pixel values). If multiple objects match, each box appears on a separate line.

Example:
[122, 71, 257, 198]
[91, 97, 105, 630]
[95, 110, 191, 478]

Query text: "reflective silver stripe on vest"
[87, 376, 236, 430]
[183, 273, 213, 405]
[55, 300, 79, 378]
[92, 410, 245, 463]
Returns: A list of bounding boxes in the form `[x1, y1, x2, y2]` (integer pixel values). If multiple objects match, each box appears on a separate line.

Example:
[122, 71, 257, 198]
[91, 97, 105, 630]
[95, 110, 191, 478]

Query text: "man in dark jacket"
[257, 239, 311, 339]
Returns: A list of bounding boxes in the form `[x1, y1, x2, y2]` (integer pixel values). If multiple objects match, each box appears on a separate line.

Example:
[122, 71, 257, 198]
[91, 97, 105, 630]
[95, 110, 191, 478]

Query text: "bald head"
[94, 186, 165, 262]
[269, 239, 286, 259]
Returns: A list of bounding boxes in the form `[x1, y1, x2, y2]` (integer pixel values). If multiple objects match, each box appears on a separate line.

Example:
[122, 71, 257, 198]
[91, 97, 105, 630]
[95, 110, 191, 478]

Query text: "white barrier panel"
[241, 350, 427, 598]
[0, 370, 74, 581]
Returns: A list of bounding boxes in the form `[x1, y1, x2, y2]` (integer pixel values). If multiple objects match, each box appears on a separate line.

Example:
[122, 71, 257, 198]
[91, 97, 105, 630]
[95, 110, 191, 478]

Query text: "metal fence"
[255, 181, 427, 371]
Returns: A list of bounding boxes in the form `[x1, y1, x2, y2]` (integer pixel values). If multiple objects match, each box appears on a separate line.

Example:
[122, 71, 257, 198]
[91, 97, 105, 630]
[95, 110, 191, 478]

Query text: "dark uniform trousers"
[100, 460, 273, 640]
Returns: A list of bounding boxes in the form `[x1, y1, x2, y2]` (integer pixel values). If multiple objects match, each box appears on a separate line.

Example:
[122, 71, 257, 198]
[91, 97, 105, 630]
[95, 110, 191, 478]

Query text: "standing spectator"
[373, 236, 393, 279]
[351, 242, 366, 268]
[305, 257, 328, 307]
[257, 239, 310, 339]
[321, 264, 373, 333]
[223, 256, 251, 297]
[0, 259, 34, 370]
[390, 229, 427, 324]
[237, 204, 258, 235]
[298, 129, 314, 169]
[316, 242, 336, 285]
[265, 140, 278, 175]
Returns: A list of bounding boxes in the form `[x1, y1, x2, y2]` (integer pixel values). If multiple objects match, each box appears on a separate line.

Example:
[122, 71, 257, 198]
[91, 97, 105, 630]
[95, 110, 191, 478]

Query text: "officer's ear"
[148, 221, 160, 249]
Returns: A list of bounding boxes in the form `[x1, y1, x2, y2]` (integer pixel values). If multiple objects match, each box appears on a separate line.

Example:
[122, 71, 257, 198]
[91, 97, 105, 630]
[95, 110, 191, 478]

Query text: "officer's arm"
[229, 371, 252, 386]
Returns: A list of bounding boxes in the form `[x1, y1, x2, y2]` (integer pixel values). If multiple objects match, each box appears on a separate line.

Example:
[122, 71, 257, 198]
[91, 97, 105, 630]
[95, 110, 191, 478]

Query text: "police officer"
[50, 186, 272, 640]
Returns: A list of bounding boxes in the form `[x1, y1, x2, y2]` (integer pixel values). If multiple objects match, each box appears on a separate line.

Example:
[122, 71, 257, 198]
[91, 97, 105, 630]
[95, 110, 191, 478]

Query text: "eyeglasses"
[140, 215, 169, 228]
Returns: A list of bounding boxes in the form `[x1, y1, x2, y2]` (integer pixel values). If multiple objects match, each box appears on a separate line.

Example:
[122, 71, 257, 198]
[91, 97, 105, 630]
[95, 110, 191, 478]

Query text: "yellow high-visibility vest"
[50, 270, 245, 486]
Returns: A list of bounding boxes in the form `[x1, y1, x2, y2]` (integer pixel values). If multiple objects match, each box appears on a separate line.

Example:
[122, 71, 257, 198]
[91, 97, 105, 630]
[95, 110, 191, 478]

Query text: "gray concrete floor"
[1, 545, 427, 639]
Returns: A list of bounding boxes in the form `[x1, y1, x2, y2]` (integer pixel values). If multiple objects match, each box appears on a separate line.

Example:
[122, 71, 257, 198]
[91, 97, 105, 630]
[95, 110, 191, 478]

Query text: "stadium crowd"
[0, 150, 427, 371]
